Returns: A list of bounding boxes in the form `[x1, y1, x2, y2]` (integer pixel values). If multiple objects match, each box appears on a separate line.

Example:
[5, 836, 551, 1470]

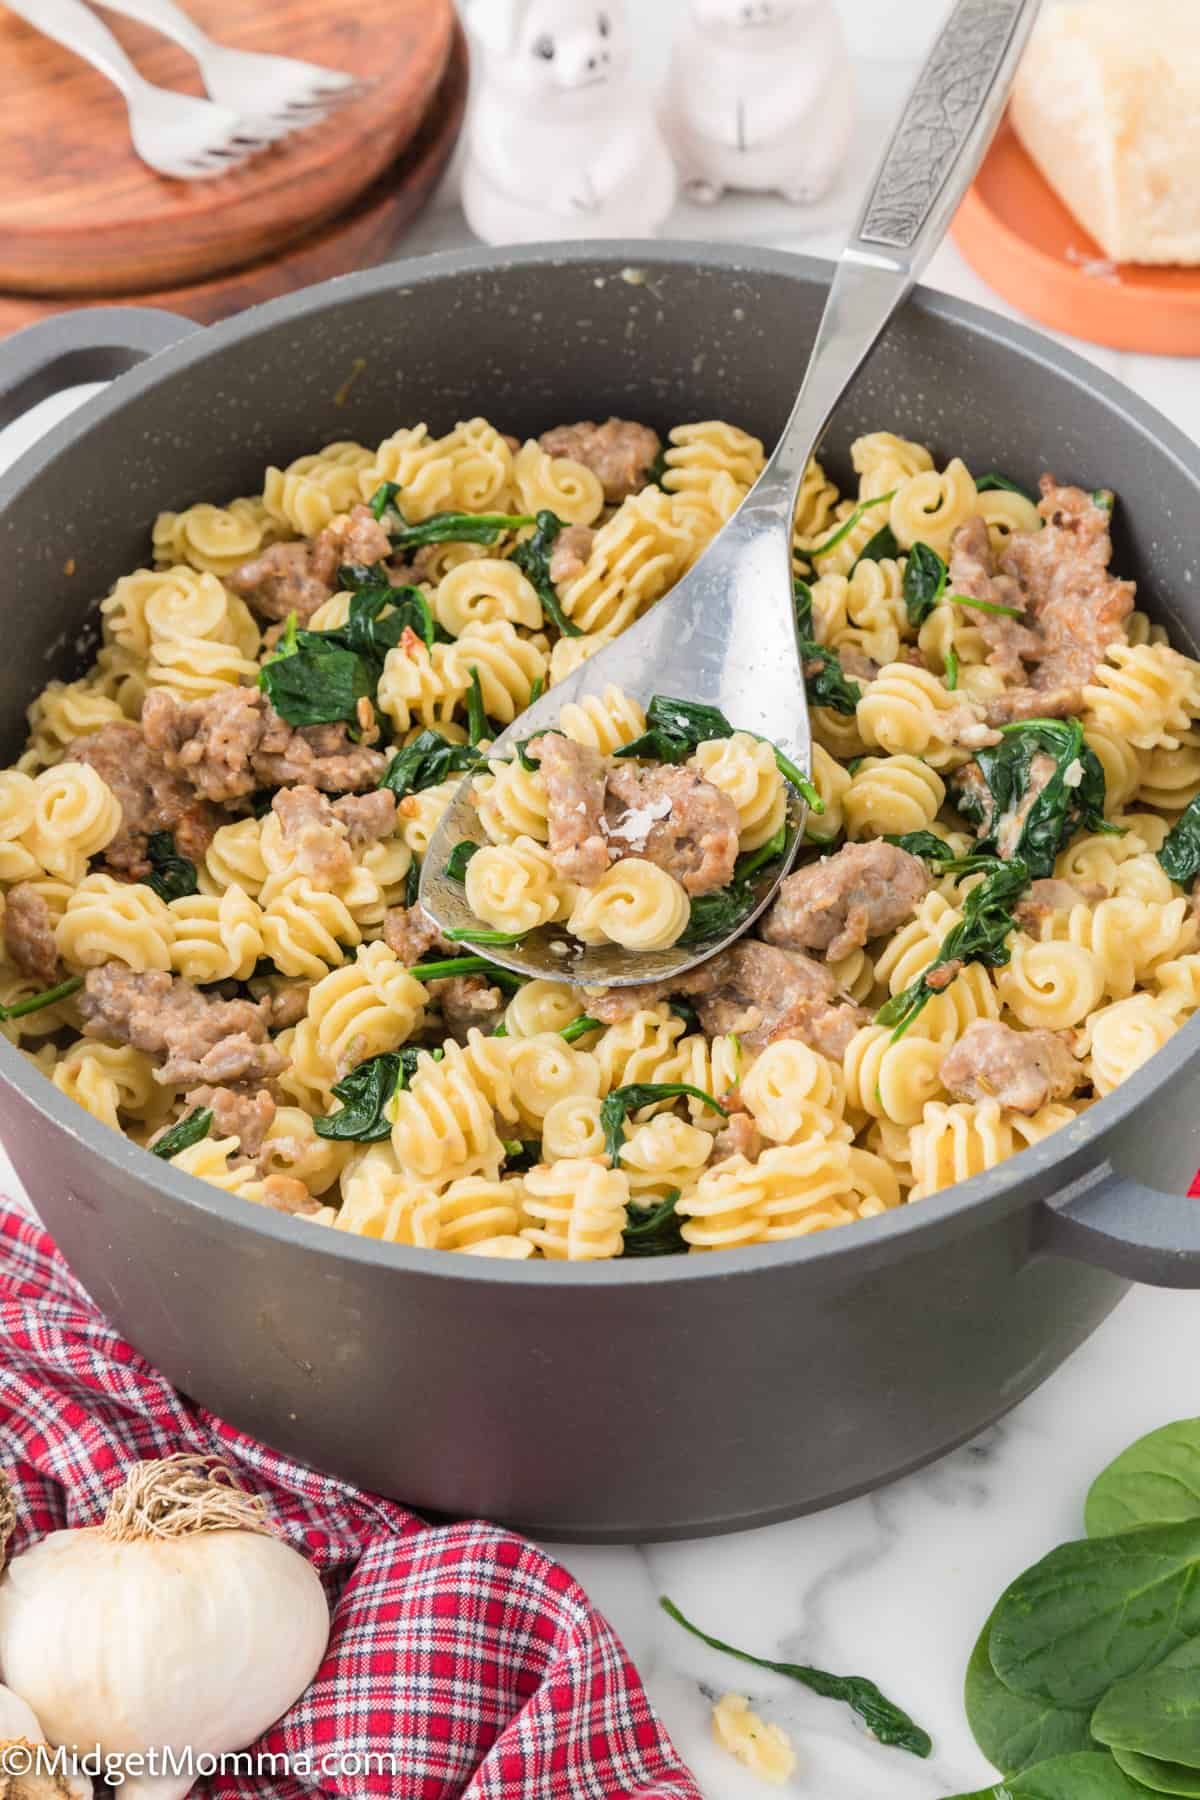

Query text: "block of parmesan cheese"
[1011, 0, 1200, 266]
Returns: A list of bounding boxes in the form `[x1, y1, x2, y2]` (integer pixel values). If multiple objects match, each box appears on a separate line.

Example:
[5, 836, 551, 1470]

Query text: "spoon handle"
[759, 0, 1042, 507]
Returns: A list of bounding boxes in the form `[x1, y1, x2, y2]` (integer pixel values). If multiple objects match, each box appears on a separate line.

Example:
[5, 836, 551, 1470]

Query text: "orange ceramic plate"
[953, 115, 1200, 356]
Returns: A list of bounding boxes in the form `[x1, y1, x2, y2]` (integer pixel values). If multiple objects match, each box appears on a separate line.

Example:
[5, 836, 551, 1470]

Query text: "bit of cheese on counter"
[711, 1692, 797, 1785]
[1012, 0, 1200, 266]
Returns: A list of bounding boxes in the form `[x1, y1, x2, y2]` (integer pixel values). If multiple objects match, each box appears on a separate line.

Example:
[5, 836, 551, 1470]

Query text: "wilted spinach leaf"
[259, 616, 374, 728]
[1159, 798, 1200, 890]
[143, 831, 198, 903]
[510, 509, 582, 637]
[976, 472, 1036, 502]
[622, 1190, 685, 1257]
[793, 578, 862, 716]
[445, 839, 480, 883]
[601, 1084, 727, 1164]
[314, 1048, 435, 1142]
[877, 856, 1029, 1039]
[884, 830, 957, 865]
[616, 694, 737, 763]
[660, 1597, 931, 1757]
[379, 730, 484, 803]
[952, 719, 1112, 879]
[852, 521, 900, 569]
[903, 542, 949, 626]
[151, 1107, 213, 1160]
[368, 483, 535, 549]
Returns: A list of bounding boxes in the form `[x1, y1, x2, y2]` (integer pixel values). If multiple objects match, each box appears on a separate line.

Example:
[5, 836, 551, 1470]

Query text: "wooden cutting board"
[0, 25, 469, 335]
[0, 0, 455, 297]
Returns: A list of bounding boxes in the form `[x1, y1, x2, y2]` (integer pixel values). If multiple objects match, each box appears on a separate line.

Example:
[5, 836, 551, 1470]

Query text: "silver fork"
[94, 0, 367, 139]
[6, 0, 266, 178]
[422, 0, 1043, 989]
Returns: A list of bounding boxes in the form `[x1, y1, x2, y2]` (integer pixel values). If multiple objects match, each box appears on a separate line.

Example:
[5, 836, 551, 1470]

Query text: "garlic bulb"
[0, 1682, 92, 1799]
[0, 1457, 329, 1800]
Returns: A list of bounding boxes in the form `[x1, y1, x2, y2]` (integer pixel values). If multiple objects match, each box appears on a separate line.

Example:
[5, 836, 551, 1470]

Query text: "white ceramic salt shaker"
[659, 0, 856, 206]
[461, 0, 677, 245]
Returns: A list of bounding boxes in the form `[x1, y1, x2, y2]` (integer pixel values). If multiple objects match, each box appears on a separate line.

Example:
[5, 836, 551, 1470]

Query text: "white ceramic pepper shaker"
[659, 0, 855, 206]
[461, 0, 677, 245]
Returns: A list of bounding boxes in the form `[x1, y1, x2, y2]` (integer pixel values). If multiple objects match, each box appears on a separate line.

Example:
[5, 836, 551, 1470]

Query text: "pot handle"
[0, 308, 200, 432]
[1038, 1163, 1200, 1288]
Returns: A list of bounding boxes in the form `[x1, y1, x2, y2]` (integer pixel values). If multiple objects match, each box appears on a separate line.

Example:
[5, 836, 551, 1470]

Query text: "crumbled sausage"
[761, 841, 930, 962]
[272, 785, 353, 885]
[605, 762, 740, 897]
[383, 904, 451, 966]
[529, 732, 611, 886]
[586, 939, 866, 1058]
[549, 524, 595, 587]
[227, 504, 390, 624]
[66, 720, 217, 876]
[537, 418, 663, 503]
[333, 788, 397, 849]
[430, 974, 505, 1043]
[950, 480, 1134, 724]
[836, 648, 881, 684]
[187, 1083, 276, 1159]
[4, 883, 58, 985]
[709, 1109, 763, 1164]
[940, 1019, 1082, 1114]
[79, 964, 285, 1090]
[257, 1174, 322, 1216]
[143, 688, 386, 805]
[262, 982, 311, 1029]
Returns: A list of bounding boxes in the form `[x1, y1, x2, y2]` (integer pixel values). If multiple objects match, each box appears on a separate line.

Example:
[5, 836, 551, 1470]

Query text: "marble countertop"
[2, 3, 1199, 1792]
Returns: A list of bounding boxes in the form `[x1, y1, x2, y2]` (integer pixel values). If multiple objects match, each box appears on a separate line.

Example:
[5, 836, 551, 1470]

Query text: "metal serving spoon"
[422, 0, 1041, 988]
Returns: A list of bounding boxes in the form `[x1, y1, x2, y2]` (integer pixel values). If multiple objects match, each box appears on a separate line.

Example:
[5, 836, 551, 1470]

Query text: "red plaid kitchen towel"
[0, 1205, 701, 1800]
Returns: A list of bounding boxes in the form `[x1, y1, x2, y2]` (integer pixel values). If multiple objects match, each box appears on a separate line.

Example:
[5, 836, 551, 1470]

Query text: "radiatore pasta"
[4, 409, 1198, 1266]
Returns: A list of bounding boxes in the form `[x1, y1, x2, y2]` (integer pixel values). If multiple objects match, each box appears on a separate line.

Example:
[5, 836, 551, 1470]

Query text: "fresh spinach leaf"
[989, 1521, 1200, 1709]
[510, 509, 583, 637]
[952, 720, 1111, 879]
[1159, 800, 1200, 891]
[601, 1084, 727, 1164]
[1086, 1420, 1200, 1539]
[142, 831, 198, 903]
[445, 839, 480, 883]
[944, 1752, 1150, 1799]
[0, 974, 82, 1023]
[151, 1107, 213, 1160]
[379, 729, 484, 804]
[976, 473, 1036, 503]
[877, 857, 1029, 1039]
[853, 522, 901, 569]
[903, 542, 949, 627]
[660, 1596, 931, 1757]
[623, 1190, 685, 1257]
[1092, 1634, 1200, 1768]
[1111, 1747, 1200, 1795]
[965, 1613, 1093, 1778]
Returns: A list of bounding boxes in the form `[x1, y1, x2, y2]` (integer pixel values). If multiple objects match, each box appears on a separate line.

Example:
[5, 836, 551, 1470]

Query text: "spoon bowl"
[421, 0, 1042, 986]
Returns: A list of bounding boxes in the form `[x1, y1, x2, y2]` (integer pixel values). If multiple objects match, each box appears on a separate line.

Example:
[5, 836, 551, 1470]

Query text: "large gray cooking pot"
[1, 245, 1198, 1542]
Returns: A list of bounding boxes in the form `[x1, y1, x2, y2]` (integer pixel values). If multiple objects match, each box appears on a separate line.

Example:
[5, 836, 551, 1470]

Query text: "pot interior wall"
[0, 251, 1195, 761]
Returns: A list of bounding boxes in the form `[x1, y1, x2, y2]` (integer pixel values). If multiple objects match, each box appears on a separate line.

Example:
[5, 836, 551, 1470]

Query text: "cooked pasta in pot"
[8, 414, 1200, 1261]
